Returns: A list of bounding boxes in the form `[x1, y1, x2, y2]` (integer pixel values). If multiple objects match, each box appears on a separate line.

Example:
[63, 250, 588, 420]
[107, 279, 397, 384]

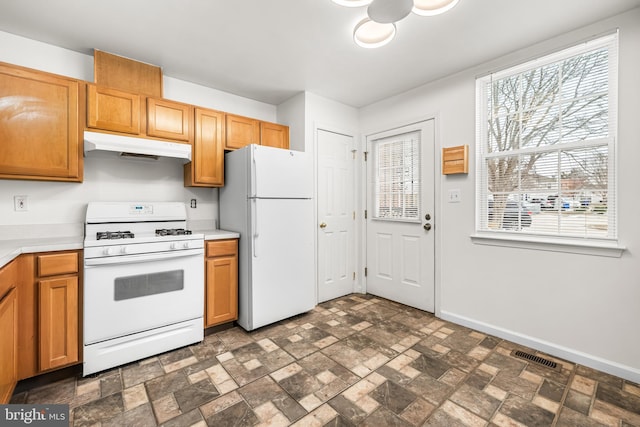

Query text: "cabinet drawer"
[37, 253, 78, 277]
[206, 240, 238, 258]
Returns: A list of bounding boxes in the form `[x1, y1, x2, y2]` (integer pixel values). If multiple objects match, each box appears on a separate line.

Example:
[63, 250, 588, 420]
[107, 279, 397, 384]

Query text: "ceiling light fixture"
[332, 0, 459, 48]
[353, 18, 397, 48]
[412, 0, 460, 16]
[332, 0, 373, 7]
[367, 0, 413, 23]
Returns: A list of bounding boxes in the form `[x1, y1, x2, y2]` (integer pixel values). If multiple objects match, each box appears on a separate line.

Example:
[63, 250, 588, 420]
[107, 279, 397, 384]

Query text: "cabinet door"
[261, 122, 290, 149]
[225, 114, 260, 150]
[39, 276, 78, 371]
[147, 97, 191, 142]
[0, 62, 81, 181]
[206, 256, 238, 327]
[0, 287, 17, 404]
[205, 240, 238, 327]
[87, 84, 140, 134]
[185, 108, 224, 187]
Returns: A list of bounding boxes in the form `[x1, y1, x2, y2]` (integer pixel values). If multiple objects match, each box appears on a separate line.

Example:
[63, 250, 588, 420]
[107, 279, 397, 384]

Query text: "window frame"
[472, 33, 624, 257]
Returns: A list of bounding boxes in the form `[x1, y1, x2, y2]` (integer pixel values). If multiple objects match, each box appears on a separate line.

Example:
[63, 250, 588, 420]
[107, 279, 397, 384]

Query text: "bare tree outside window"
[477, 34, 616, 239]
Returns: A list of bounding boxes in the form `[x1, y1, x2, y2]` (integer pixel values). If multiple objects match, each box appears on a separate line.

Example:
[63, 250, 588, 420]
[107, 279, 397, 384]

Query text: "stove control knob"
[170, 242, 178, 250]
[120, 246, 128, 254]
[183, 242, 190, 249]
[103, 247, 114, 256]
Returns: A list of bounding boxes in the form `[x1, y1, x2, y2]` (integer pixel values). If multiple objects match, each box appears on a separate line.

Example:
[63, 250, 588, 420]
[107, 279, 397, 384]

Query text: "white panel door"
[317, 129, 356, 302]
[366, 120, 435, 312]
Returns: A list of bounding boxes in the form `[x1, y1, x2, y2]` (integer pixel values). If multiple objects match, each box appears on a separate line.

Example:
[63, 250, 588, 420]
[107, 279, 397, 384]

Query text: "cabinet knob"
[319, 222, 327, 229]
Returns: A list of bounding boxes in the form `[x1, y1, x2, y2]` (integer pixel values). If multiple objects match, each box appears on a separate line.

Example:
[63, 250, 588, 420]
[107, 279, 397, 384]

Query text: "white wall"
[0, 31, 276, 233]
[360, 8, 640, 382]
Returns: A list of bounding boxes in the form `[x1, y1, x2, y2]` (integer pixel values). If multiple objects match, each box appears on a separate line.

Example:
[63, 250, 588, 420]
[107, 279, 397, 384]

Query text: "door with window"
[317, 129, 356, 302]
[366, 120, 435, 312]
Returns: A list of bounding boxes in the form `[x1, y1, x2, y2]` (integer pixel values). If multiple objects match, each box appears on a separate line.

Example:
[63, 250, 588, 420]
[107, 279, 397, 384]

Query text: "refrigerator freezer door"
[250, 145, 312, 199]
[246, 198, 315, 330]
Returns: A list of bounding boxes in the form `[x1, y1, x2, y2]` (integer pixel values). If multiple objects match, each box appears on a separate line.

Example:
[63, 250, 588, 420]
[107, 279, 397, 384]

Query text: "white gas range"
[83, 202, 204, 376]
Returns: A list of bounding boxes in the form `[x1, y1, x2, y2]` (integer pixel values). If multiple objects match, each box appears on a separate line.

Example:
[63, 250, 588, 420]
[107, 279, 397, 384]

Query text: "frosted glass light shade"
[353, 18, 396, 48]
[412, 0, 459, 16]
[332, 0, 373, 7]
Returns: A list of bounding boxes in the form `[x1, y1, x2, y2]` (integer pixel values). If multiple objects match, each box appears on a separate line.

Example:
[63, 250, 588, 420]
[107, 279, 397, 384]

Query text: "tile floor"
[11, 294, 640, 426]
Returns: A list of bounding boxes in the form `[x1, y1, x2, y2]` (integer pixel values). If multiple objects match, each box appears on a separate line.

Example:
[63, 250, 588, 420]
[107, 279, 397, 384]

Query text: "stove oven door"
[83, 248, 204, 345]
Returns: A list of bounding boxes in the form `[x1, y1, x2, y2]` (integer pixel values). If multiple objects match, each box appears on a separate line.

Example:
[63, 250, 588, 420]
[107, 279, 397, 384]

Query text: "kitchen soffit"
[0, 0, 638, 107]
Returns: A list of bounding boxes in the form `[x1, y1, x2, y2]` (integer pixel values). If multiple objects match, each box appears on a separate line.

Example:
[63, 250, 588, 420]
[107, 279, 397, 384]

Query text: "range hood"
[84, 131, 192, 162]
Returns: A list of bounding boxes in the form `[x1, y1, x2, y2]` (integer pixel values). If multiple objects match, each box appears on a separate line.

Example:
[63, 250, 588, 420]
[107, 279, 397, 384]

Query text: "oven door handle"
[85, 248, 204, 266]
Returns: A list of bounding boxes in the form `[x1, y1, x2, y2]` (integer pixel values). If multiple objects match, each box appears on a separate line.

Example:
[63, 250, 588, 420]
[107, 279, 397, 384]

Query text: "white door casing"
[317, 129, 356, 302]
[365, 120, 435, 312]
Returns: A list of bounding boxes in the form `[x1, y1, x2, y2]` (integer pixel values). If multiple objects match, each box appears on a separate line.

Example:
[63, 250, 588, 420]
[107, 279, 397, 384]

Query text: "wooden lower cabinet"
[17, 251, 81, 380]
[0, 259, 18, 404]
[39, 276, 79, 371]
[205, 239, 238, 327]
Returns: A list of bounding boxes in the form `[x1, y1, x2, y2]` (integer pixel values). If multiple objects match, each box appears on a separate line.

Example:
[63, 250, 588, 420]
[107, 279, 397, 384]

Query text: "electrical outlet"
[14, 195, 28, 211]
[448, 189, 461, 203]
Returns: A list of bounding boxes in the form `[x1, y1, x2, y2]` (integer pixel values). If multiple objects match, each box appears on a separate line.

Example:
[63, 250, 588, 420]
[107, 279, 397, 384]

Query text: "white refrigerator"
[219, 144, 315, 331]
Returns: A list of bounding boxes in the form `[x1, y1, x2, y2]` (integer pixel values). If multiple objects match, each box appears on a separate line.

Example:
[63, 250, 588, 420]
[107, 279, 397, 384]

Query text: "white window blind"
[476, 33, 618, 241]
[373, 131, 420, 221]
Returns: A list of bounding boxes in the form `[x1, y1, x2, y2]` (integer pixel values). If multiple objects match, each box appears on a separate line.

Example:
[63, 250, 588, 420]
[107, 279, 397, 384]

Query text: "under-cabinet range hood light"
[83, 131, 192, 162]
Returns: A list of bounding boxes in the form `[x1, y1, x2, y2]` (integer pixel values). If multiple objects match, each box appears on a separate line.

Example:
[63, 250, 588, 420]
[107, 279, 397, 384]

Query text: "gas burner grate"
[96, 231, 135, 240]
[155, 228, 193, 237]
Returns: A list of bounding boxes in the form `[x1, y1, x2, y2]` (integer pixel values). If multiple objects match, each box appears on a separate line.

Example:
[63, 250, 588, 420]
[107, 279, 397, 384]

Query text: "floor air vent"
[511, 350, 560, 370]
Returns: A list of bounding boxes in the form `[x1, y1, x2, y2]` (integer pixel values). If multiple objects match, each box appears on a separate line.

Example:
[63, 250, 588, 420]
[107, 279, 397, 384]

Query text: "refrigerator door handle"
[251, 146, 258, 198]
[252, 198, 259, 258]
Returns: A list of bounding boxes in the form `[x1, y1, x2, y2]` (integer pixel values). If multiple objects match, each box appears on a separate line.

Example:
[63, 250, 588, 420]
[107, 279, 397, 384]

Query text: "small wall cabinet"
[205, 239, 238, 327]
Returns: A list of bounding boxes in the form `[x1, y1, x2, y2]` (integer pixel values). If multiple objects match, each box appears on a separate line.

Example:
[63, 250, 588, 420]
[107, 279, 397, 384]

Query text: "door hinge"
[353, 211, 355, 220]
[364, 210, 367, 219]
[352, 272, 356, 280]
[364, 267, 368, 277]
[352, 149, 357, 160]
[364, 151, 368, 161]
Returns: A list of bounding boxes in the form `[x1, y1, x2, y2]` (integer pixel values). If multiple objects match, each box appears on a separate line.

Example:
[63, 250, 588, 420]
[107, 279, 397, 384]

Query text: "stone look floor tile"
[10, 294, 640, 426]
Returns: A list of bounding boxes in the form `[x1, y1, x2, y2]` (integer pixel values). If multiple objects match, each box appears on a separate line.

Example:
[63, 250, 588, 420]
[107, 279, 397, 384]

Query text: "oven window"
[114, 270, 184, 301]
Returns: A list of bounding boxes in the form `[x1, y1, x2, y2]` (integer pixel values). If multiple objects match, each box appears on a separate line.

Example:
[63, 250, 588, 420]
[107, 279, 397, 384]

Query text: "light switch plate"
[448, 189, 461, 203]
[14, 195, 28, 211]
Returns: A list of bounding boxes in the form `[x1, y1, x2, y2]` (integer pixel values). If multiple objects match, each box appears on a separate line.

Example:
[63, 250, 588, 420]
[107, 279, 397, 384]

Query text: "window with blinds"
[373, 131, 420, 221]
[476, 33, 618, 240]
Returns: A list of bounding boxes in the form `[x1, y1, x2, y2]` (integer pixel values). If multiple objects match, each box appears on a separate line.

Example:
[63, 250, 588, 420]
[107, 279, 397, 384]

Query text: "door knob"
[425, 213, 431, 220]
[423, 223, 432, 231]
[319, 222, 327, 229]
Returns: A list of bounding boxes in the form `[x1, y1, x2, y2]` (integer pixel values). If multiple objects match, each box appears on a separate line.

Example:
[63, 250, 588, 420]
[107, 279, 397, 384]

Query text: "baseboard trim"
[439, 310, 640, 384]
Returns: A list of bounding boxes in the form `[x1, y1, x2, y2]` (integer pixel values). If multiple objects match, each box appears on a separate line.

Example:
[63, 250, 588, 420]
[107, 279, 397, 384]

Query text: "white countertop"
[0, 235, 84, 268]
[0, 229, 240, 269]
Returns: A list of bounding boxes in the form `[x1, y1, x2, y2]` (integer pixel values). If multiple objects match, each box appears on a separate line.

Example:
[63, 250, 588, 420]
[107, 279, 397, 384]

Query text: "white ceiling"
[0, 0, 638, 108]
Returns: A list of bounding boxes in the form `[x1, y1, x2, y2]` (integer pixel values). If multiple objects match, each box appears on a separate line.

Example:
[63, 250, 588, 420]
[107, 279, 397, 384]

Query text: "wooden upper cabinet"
[147, 97, 191, 142]
[185, 108, 224, 187]
[261, 121, 290, 149]
[86, 84, 140, 134]
[225, 114, 260, 150]
[0, 62, 82, 182]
